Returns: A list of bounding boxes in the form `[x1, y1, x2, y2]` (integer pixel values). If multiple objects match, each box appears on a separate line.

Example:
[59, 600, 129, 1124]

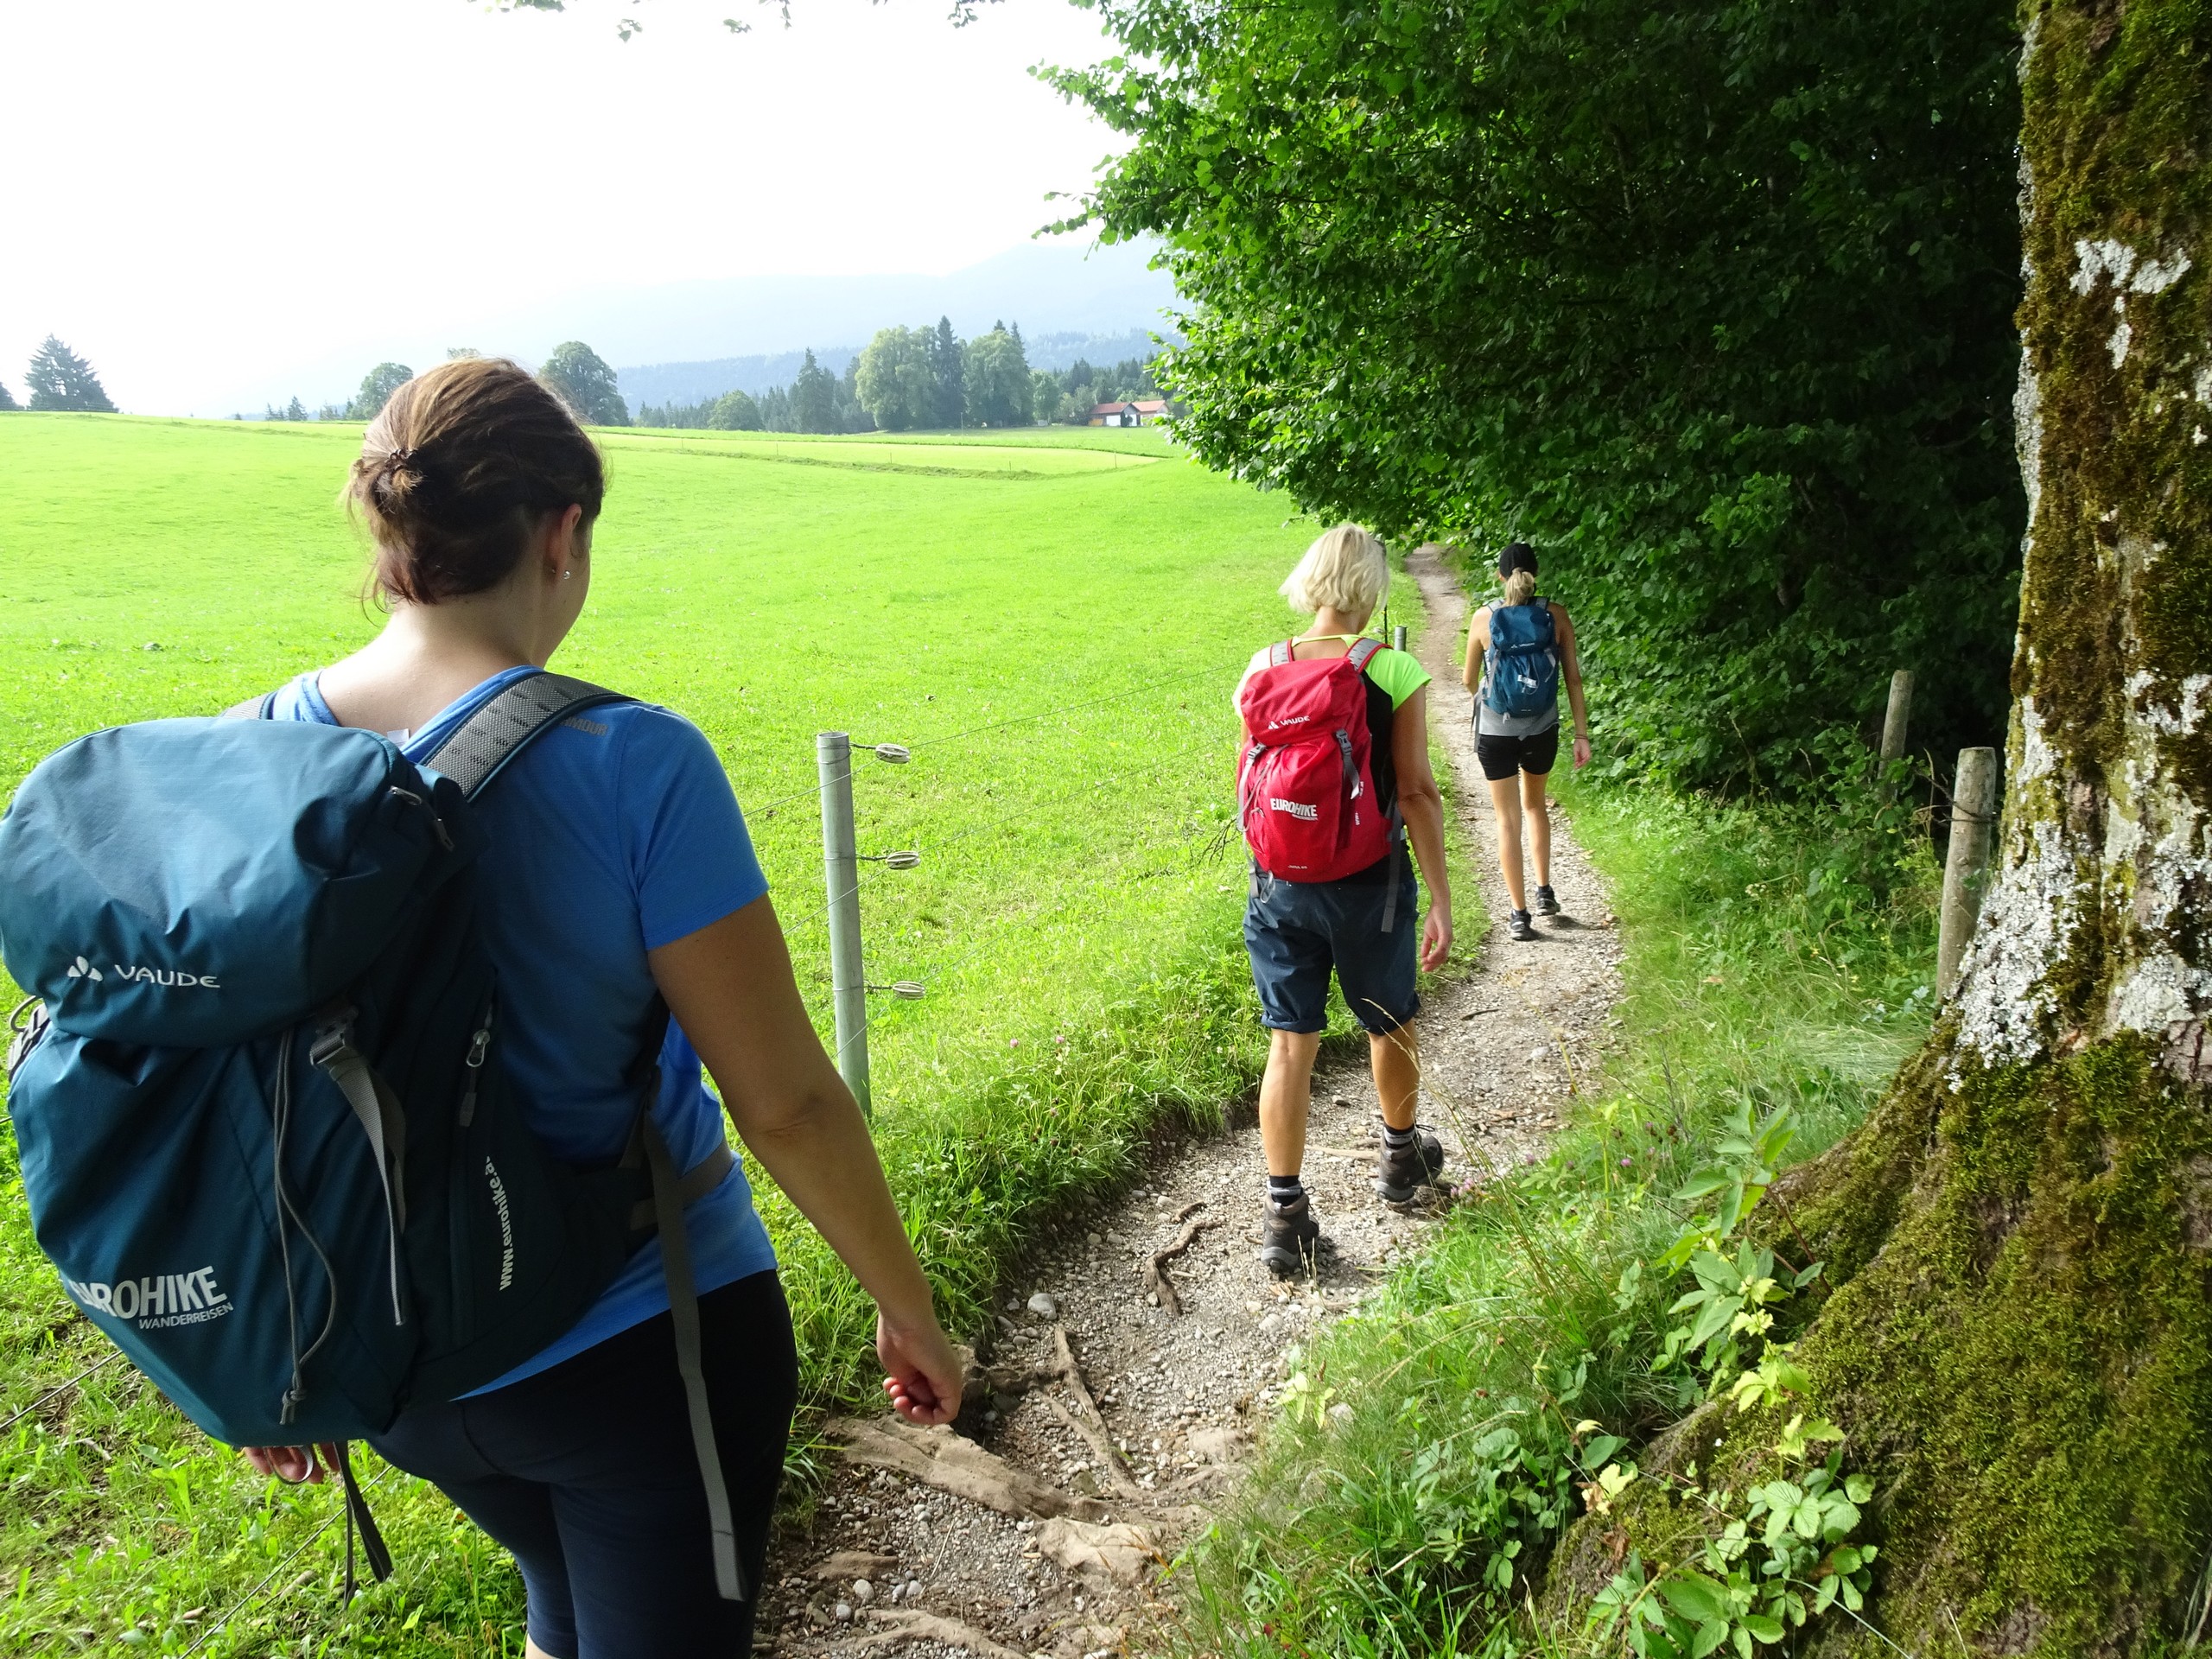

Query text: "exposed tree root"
[823, 1416, 1112, 1523]
[1144, 1213, 1222, 1314]
[853, 1608, 1035, 1659]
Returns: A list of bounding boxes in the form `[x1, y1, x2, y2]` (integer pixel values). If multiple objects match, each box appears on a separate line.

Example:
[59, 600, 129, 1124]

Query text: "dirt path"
[759, 550, 1624, 1659]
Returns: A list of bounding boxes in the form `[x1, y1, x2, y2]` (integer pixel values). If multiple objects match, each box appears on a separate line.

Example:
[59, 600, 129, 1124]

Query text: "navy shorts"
[1244, 855, 1421, 1035]
[371, 1271, 798, 1659]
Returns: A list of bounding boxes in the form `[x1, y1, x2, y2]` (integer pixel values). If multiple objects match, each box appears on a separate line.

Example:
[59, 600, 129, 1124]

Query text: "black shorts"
[1476, 726, 1560, 781]
[371, 1271, 798, 1659]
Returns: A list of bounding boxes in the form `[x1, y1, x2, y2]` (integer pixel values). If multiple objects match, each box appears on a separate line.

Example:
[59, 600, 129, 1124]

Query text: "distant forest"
[278, 324, 1176, 434]
[636, 317, 1173, 433]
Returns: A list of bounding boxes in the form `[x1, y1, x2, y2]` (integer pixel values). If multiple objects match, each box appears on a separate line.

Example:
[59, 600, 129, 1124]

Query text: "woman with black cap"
[1463, 542, 1590, 941]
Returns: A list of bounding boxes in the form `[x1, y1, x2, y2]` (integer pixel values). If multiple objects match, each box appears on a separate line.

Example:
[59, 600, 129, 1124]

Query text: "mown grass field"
[0, 412, 1465, 1656]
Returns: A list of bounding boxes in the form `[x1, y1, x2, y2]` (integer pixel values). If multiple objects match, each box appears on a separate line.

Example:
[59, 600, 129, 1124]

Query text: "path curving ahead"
[760, 546, 1624, 1659]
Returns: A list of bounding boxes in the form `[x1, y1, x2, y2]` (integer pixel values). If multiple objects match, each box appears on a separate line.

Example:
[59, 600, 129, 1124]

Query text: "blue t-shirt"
[274, 665, 779, 1393]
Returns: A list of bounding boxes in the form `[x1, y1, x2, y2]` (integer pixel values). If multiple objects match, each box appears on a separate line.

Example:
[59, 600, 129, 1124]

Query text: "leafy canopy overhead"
[1048, 0, 2026, 789]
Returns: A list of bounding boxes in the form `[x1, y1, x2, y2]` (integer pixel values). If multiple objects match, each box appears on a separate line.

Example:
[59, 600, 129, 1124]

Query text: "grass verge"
[1169, 773, 1940, 1658]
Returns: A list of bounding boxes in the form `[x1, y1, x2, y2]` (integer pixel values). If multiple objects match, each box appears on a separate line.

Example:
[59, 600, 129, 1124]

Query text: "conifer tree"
[929, 316, 964, 429]
[25, 337, 116, 412]
[0, 378, 19, 412]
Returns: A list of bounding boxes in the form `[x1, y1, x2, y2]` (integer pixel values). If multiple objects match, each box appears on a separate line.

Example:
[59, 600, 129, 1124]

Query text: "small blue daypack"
[1484, 599, 1560, 718]
[0, 672, 749, 1602]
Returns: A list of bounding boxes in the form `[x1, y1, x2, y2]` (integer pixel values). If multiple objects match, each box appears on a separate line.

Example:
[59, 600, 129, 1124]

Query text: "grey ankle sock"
[1267, 1173, 1306, 1207]
[1382, 1122, 1415, 1149]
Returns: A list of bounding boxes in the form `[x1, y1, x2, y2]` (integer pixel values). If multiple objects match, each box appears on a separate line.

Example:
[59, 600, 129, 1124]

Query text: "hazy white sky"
[3, 0, 1123, 413]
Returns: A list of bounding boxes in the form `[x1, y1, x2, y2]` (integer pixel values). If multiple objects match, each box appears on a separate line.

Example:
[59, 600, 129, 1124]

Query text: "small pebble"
[1004, 1298, 1020, 1313]
[1086, 1231, 1102, 1245]
[906, 1580, 922, 1599]
[1027, 1292, 1058, 1319]
[854, 1579, 874, 1604]
[1332, 1095, 1352, 1109]
[834, 1603, 854, 1623]
[1328, 1402, 1356, 1427]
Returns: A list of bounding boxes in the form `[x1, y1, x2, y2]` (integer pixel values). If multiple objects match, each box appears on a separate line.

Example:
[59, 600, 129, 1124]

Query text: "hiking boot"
[1376, 1124, 1447, 1207]
[1507, 908, 1537, 942]
[1534, 884, 1560, 916]
[1258, 1192, 1324, 1276]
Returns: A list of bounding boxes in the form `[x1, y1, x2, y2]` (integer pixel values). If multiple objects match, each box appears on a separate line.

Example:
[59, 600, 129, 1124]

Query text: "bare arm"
[651, 896, 961, 1424]
[1461, 607, 1491, 692]
[1553, 604, 1592, 768]
[1391, 686, 1453, 971]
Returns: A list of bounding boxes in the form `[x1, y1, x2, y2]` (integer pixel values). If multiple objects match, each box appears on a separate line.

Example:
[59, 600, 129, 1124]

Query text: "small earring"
[562, 569, 573, 581]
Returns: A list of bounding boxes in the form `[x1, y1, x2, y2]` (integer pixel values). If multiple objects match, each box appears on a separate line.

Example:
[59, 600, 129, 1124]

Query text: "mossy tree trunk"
[1778, 0, 2212, 1648]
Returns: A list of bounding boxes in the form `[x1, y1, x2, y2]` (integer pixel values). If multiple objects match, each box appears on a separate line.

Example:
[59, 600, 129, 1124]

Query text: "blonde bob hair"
[1280, 524, 1388, 620]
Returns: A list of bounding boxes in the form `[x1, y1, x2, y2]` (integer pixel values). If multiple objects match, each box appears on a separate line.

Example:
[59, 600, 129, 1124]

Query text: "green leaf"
[1692, 1618, 1731, 1658]
[1659, 1570, 1733, 1624]
[1743, 1613, 1787, 1643]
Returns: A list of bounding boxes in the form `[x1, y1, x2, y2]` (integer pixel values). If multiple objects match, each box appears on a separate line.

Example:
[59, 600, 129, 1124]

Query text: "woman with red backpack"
[1464, 541, 1592, 942]
[1234, 525, 1455, 1274]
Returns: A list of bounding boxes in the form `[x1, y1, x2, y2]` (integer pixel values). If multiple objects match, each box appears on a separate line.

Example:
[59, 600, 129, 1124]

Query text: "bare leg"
[1370, 1020, 1421, 1130]
[1259, 1029, 1323, 1179]
[1522, 768, 1553, 891]
[1487, 776, 1528, 911]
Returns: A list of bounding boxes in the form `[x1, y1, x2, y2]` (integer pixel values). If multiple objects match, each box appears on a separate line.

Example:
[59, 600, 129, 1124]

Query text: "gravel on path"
[762, 547, 1624, 1659]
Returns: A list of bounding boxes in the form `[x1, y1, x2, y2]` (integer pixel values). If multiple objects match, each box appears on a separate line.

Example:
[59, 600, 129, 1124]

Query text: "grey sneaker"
[1376, 1125, 1447, 1207]
[1508, 909, 1537, 942]
[1534, 884, 1560, 916]
[1258, 1193, 1323, 1276]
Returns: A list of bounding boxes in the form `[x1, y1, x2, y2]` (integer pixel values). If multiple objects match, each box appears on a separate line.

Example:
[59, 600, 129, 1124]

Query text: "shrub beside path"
[762, 548, 1624, 1659]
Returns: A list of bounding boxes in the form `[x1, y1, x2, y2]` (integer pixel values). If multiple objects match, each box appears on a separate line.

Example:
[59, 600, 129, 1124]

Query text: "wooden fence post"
[1878, 670, 1915, 799]
[1936, 745, 2000, 1001]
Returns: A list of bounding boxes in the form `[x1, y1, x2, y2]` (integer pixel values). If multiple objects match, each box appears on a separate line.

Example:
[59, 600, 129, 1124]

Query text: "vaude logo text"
[1266, 715, 1312, 728]
[68, 1266, 233, 1329]
[1268, 798, 1319, 822]
[70, 956, 220, 990]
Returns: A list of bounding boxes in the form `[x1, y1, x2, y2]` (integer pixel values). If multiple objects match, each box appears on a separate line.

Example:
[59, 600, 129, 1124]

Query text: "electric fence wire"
[730, 653, 1234, 824]
[175, 1453, 407, 1659]
[0, 1348, 124, 1437]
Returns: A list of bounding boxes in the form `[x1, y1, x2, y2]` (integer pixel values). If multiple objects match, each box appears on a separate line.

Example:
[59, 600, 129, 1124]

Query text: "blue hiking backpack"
[1483, 599, 1560, 718]
[0, 672, 750, 1602]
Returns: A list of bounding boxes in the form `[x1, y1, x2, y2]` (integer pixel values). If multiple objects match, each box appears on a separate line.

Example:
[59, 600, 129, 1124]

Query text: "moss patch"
[1800, 1033, 2212, 1652]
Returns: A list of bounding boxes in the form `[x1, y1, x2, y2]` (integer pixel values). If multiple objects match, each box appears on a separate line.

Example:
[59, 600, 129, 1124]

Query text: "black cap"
[1498, 541, 1538, 577]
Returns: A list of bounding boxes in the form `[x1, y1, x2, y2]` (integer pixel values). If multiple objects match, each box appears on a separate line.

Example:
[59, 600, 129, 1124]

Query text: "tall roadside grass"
[1171, 775, 1940, 1658]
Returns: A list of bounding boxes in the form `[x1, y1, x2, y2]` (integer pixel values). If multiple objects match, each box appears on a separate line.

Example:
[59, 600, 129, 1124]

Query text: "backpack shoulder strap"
[221, 691, 276, 720]
[1268, 639, 1294, 668]
[1346, 637, 1384, 672]
[420, 671, 630, 798]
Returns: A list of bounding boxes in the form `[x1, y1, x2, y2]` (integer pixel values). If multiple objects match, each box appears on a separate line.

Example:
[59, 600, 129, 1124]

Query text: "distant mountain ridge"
[618, 327, 1179, 410]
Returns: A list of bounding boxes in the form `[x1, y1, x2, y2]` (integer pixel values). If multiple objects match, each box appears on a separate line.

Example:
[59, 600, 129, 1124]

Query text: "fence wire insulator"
[879, 849, 920, 870]
[867, 742, 912, 765]
[867, 981, 927, 1001]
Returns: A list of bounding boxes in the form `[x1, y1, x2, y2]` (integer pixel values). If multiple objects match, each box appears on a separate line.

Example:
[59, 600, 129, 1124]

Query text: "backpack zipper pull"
[458, 1010, 493, 1127]
[387, 785, 454, 851]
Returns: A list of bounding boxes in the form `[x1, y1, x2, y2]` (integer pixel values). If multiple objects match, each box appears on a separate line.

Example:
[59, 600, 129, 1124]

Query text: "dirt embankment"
[761, 549, 1624, 1659]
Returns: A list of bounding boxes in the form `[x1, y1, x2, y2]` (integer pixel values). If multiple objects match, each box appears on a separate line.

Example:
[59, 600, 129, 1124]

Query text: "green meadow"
[0, 412, 1465, 1656]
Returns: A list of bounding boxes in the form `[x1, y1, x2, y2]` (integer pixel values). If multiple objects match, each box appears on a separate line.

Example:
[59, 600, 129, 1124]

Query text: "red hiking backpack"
[1236, 637, 1402, 900]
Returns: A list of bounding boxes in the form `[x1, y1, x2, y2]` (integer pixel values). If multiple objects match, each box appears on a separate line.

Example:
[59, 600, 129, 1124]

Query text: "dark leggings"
[371, 1271, 799, 1659]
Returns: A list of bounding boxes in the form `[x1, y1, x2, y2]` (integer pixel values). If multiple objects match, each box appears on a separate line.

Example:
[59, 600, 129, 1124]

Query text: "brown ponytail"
[344, 357, 606, 605]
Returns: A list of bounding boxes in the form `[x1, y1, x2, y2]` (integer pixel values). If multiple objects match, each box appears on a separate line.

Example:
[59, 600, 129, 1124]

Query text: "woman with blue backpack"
[1463, 540, 1591, 942]
[1235, 525, 1455, 1274]
[0, 357, 963, 1659]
